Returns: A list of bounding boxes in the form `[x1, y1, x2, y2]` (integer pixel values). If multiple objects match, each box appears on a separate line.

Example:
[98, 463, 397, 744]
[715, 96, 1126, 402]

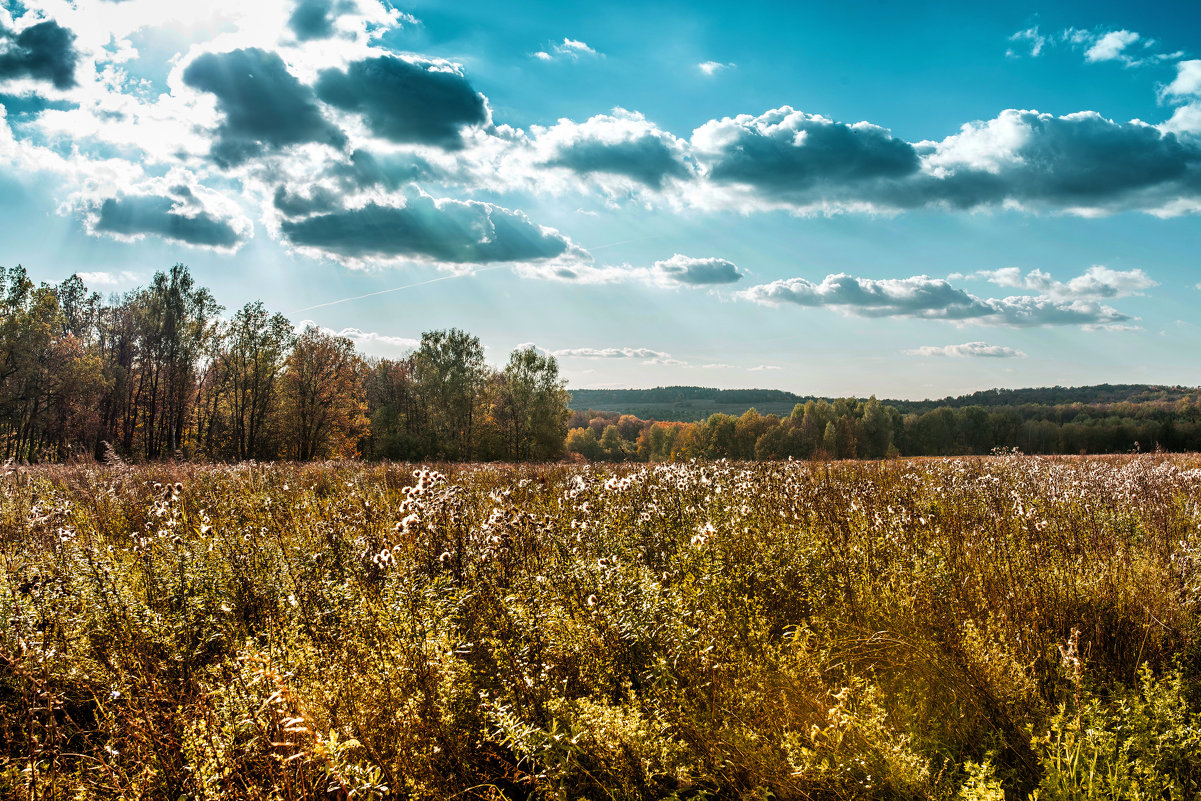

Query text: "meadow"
[3, 454, 1201, 800]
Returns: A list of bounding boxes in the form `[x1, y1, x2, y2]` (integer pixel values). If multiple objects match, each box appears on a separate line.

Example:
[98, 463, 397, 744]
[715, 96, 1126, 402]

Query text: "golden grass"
[3, 454, 1201, 799]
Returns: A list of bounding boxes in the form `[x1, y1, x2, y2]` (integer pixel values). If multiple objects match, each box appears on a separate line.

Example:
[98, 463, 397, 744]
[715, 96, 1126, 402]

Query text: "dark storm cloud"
[279, 195, 573, 263]
[0, 20, 78, 89]
[544, 134, 690, 188]
[94, 194, 245, 249]
[315, 56, 487, 148]
[182, 48, 345, 166]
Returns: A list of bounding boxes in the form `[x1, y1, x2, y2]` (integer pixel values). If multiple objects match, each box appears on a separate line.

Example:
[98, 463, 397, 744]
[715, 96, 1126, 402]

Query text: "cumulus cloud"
[88, 191, 250, 250]
[335, 148, 438, 189]
[739, 272, 1133, 328]
[909, 109, 1201, 214]
[1162, 60, 1201, 100]
[297, 321, 419, 353]
[278, 190, 584, 266]
[693, 107, 920, 202]
[520, 104, 1201, 218]
[741, 274, 984, 318]
[1083, 29, 1141, 63]
[532, 38, 600, 61]
[0, 19, 78, 89]
[182, 47, 345, 166]
[75, 270, 140, 288]
[650, 254, 743, 285]
[551, 346, 670, 359]
[315, 56, 487, 148]
[534, 110, 691, 188]
[906, 342, 1026, 358]
[288, 0, 350, 41]
[515, 253, 741, 288]
[963, 265, 1157, 301]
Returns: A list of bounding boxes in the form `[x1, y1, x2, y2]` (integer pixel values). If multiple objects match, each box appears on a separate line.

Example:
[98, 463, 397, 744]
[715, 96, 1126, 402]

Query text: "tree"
[413, 329, 487, 459]
[198, 301, 294, 459]
[279, 327, 367, 460]
[493, 346, 571, 461]
[566, 427, 602, 460]
[860, 397, 893, 458]
[599, 424, 625, 460]
[362, 357, 424, 459]
[127, 265, 221, 458]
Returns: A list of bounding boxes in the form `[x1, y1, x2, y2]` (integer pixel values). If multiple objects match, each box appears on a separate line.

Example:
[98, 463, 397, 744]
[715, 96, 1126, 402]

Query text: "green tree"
[198, 301, 294, 459]
[494, 346, 571, 461]
[413, 328, 487, 459]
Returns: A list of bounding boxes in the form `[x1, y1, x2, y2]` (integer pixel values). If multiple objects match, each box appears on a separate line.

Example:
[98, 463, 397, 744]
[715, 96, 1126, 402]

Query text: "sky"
[0, 0, 1199, 400]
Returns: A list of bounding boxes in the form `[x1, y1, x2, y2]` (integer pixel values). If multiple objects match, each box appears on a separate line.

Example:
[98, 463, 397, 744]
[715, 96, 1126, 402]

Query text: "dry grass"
[3, 454, 1201, 799]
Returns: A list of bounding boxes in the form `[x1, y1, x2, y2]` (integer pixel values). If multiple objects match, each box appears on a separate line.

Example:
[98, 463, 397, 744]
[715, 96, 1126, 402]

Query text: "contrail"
[288, 266, 504, 315]
[587, 234, 667, 251]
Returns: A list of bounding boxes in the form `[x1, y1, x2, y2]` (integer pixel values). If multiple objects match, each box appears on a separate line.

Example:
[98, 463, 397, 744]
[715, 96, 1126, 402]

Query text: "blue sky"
[1, 0, 1199, 398]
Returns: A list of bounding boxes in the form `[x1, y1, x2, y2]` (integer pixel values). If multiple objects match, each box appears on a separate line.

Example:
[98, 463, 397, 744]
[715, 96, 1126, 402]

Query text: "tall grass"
[2, 454, 1201, 799]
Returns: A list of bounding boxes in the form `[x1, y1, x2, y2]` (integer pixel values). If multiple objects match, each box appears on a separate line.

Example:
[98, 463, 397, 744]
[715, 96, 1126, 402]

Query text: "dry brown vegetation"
[3, 454, 1201, 799]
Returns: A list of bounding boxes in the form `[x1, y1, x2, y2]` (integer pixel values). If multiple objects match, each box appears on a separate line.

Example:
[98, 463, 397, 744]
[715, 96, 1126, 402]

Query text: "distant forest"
[568, 384, 1201, 460]
[3, 263, 1200, 463]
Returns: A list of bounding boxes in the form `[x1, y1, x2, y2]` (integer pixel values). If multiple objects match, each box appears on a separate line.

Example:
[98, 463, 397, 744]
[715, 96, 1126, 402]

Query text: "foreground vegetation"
[4, 454, 1201, 799]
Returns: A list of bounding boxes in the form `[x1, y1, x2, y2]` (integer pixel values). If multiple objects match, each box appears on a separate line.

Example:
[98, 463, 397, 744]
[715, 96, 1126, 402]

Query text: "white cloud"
[964, 265, 1157, 301]
[906, 342, 1026, 358]
[1084, 29, 1140, 63]
[748, 364, 782, 371]
[649, 254, 743, 286]
[698, 60, 734, 75]
[1007, 27, 1046, 58]
[1008, 26, 1180, 67]
[296, 321, 418, 354]
[739, 271, 1136, 329]
[330, 327, 418, 352]
[522, 109, 693, 193]
[1062, 26, 1179, 67]
[552, 346, 670, 359]
[74, 270, 141, 288]
[1162, 60, 1201, 100]
[532, 38, 600, 61]
[515, 253, 742, 289]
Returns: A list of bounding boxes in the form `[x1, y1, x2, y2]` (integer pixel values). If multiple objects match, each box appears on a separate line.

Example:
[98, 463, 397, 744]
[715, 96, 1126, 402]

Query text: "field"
[4, 455, 1201, 800]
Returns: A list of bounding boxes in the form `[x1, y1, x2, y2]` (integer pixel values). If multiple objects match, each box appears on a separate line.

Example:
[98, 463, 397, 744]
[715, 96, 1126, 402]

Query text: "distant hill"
[568, 384, 1199, 422]
[568, 386, 813, 422]
[883, 384, 1198, 414]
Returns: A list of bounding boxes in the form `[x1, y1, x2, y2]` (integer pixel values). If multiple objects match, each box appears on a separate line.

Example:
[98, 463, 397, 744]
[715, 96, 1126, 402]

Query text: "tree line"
[0, 264, 569, 463]
[5, 262, 1200, 464]
[567, 393, 1201, 461]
